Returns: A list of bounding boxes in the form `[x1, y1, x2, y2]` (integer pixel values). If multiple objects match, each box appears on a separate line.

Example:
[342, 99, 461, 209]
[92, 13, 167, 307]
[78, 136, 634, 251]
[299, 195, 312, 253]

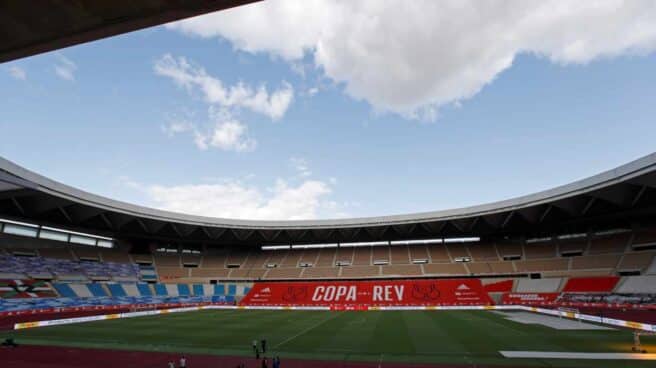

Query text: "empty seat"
[423, 263, 468, 275]
[589, 233, 630, 254]
[335, 247, 355, 265]
[371, 246, 390, 264]
[427, 245, 450, 262]
[264, 267, 302, 279]
[242, 253, 268, 269]
[265, 251, 287, 266]
[617, 252, 656, 271]
[467, 243, 499, 261]
[488, 261, 515, 274]
[228, 268, 250, 278]
[514, 259, 568, 272]
[496, 242, 523, 258]
[524, 242, 556, 259]
[157, 266, 188, 279]
[281, 250, 302, 267]
[340, 266, 380, 278]
[315, 248, 336, 266]
[571, 254, 620, 270]
[446, 244, 470, 260]
[154, 254, 180, 267]
[632, 228, 656, 248]
[408, 245, 428, 262]
[202, 254, 227, 268]
[226, 250, 250, 266]
[302, 267, 339, 278]
[190, 268, 230, 278]
[181, 253, 201, 266]
[299, 249, 320, 265]
[390, 246, 410, 264]
[381, 264, 422, 276]
[131, 254, 153, 264]
[352, 247, 372, 265]
[562, 276, 619, 292]
[559, 238, 588, 255]
[99, 249, 131, 263]
[466, 262, 492, 274]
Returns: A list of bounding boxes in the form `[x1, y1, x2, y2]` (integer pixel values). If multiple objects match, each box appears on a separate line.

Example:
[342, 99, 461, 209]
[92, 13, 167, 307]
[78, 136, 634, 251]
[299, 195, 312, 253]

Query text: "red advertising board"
[500, 292, 560, 304]
[241, 279, 493, 306]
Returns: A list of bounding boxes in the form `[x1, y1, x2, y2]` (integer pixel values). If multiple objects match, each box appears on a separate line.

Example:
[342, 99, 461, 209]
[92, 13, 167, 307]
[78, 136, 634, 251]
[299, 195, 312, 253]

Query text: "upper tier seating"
[302, 267, 339, 279]
[632, 228, 656, 248]
[38, 247, 75, 260]
[446, 244, 470, 260]
[588, 233, 630, 254]
[468, 242, 499, 261]
[617, 252, 656, 271]
[336, 247, 355, 265]
[371, 246, 390, 264]
[427, 245, 450, 262]
[382, 264, 422, 276]
[340, 266, 380, 278]
[390, 246, 410, 264]
[316, 248, 336, 266]
[352, 247, 371, 265]
[408, 245, 429, 262]
[0, 254, 139, 281]
[524, 242, 557, 259]
[423, 263, 467, 275]
[571, 254, 620, 270]
[496, 242, 523, 258]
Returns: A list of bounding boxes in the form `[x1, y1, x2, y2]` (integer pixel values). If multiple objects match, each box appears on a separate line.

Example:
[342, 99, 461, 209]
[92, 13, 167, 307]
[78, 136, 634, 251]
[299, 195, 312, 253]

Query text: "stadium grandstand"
[2, 1, 656, 367]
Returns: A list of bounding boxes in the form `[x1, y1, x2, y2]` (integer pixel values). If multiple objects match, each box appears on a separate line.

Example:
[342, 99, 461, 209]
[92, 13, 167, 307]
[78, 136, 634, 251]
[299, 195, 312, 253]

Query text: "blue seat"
[192, 284, 204, 296]
[87, 283, 108, 297]
[137, 283, 152, 296]
[214, 284, 225, 295]
[107, 283, 127, 297]
[154, 284, 168, 296]
[177, 284, 190, 296]
[53, 283, 76, 298]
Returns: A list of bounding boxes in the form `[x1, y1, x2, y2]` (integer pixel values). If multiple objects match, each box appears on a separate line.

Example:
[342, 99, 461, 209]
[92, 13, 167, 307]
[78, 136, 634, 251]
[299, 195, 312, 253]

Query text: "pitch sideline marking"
[273, 311, 344, 349]
[500, 351, 656, 360]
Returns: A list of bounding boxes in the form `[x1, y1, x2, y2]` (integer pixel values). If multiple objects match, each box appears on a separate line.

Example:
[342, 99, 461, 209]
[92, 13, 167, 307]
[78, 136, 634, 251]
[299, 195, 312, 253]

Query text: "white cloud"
[167, 0, 656, 119]
[124, 172, 337, 220]
[54, 54, 77, 81]
[154, 54, 294, 120]
[290, 157, 312, 177]
[162, 109, 256, 152]
[7, 65, 26, 80]
[162, 121, 194, 137]
[195, 118, 256, 152]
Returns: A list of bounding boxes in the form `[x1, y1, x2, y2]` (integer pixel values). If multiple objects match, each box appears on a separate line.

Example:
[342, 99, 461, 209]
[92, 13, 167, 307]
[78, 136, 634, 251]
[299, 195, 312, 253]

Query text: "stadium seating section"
[1, 227, 656, 313]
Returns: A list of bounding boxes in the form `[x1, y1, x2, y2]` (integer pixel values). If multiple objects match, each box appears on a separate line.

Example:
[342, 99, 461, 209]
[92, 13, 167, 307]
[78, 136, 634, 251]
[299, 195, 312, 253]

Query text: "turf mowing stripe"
[272, 311, 345, 349]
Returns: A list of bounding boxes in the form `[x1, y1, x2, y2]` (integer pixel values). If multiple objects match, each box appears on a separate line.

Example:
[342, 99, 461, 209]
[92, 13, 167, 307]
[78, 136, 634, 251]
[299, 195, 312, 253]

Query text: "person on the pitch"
[252, 340, 258, 358]
[261, 339, 267, 353]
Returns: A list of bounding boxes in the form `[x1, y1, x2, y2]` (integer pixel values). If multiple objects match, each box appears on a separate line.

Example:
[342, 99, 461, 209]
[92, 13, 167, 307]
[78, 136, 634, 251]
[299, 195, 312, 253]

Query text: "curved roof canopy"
[0, 0, 259, 63]
[2, 154, 656, 246]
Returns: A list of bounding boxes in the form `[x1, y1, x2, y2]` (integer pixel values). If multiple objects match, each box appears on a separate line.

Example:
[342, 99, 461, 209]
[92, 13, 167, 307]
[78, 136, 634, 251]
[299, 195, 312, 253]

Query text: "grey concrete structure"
[1, 154, 656, 247]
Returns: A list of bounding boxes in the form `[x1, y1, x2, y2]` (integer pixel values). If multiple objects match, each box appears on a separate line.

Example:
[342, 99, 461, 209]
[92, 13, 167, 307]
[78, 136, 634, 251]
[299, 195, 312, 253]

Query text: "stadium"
[2, 2, 656, 368]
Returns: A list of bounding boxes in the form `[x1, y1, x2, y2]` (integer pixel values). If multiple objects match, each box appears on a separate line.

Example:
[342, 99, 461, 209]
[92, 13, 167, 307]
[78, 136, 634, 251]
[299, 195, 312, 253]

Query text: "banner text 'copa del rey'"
[240, 279, 493, 306]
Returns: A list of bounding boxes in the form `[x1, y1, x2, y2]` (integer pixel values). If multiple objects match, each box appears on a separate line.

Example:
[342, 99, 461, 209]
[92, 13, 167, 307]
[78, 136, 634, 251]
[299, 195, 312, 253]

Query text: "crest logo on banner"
[282, 286, 307, 302]
[411, 283, 440, 301]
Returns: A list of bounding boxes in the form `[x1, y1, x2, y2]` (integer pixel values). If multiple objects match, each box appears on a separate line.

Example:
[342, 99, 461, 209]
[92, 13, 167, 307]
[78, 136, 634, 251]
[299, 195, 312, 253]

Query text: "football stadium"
[2, 2, 656, 368]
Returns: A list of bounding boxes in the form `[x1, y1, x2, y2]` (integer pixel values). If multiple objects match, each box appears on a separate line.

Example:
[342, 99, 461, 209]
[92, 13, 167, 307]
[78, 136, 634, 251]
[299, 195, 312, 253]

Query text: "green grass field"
[3, 309, 655, 367]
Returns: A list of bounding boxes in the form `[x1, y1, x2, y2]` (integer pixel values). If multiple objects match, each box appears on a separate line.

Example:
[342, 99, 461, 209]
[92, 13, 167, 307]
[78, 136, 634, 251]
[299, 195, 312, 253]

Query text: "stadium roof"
[1, 154, 656, 246]
[0, 0, 259, 63]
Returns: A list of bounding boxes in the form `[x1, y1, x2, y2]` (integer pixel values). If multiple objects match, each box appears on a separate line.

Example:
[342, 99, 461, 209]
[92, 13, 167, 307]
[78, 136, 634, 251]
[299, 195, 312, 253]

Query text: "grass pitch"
[4, 309, 656, 367]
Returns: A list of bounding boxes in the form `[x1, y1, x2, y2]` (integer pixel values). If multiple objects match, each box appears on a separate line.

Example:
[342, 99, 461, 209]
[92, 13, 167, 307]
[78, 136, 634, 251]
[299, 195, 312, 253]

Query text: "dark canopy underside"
[0, 0, 259, 63]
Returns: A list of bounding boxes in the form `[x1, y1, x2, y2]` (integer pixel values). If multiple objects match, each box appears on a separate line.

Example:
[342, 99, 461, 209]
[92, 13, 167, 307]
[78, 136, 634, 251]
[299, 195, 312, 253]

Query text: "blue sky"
[1, 1, 656, 220]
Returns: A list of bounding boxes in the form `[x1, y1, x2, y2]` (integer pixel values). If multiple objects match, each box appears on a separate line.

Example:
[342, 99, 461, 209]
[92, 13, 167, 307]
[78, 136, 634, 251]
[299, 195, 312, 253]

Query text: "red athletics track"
[0, 345, 515, 368]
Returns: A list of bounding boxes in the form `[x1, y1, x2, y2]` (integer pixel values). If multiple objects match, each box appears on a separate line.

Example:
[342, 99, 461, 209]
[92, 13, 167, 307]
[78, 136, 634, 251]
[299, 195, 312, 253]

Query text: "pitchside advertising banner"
[240, 279, 493, 306]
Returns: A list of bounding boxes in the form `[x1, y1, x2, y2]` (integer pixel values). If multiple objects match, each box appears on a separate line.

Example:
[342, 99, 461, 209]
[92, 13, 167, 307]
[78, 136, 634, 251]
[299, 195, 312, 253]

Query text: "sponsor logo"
[283, 286, 308, 302]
